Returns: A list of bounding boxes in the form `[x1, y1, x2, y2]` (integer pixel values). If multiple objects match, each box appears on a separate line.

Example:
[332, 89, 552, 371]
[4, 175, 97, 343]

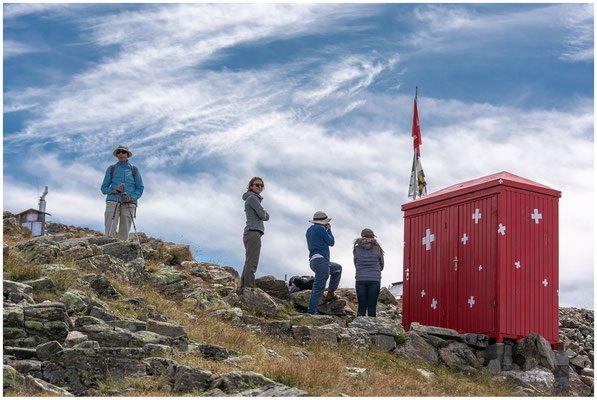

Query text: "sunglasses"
[116, 150, 128, 155]
[253, 183, 264, 188]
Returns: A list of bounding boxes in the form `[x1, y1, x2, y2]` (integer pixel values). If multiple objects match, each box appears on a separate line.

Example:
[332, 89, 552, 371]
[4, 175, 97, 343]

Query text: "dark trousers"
[241, 230, 261, 288]
[356, 280, 380, 317]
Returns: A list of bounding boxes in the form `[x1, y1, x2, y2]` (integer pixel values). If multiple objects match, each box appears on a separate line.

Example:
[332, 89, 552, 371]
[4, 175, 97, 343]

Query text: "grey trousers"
[241, 230, 262, 288]
[104, 201, 136, 241]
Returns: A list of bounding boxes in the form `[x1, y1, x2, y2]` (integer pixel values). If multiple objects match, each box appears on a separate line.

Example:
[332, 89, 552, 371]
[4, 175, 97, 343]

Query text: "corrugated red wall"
[402, 172, 560, 344]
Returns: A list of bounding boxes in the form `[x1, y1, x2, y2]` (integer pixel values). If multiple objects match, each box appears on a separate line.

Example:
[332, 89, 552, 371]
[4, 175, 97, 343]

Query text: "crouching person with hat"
[305, 211, 342, 315]
[100, 145, 144, 240]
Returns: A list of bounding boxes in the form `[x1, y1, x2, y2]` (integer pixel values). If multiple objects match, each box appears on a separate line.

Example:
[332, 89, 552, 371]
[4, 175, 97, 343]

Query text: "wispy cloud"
[3, 40, 39, 58]
[407, 4, 594, 62]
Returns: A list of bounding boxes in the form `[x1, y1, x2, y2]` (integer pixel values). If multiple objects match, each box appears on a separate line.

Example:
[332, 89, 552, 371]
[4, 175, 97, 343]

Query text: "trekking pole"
[123, 168, 145, 265]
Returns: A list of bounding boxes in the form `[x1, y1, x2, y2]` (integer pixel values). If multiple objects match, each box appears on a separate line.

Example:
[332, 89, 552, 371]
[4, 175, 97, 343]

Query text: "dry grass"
[106, 278, 517, 397]
[4, 235, 518, 397]
[3, 251, 42, 281]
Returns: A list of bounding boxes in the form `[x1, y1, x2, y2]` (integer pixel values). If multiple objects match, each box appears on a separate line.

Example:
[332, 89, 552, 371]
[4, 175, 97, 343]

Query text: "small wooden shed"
[16, 208, 51, 237]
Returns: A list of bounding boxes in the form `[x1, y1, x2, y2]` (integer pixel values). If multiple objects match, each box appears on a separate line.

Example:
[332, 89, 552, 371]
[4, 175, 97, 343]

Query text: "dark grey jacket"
[354, 238, 384, 281]
[243, 190, 269, 234]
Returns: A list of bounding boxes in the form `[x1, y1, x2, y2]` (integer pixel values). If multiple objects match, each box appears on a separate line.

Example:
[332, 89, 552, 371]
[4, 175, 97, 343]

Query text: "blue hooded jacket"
[354, 238, 384, 281]
[306, 224, 335, 261]
[100, 161, 144, 205]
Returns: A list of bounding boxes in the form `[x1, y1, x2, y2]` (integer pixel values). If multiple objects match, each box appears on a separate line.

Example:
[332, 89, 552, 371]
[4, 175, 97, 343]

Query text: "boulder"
[59, 290, 91, 314]
[394, 330, 438, 363]
[36, 341, 64, 361]
[22, 276, 56, 292]
[74, 324, 145, 347]
[184, 287, 226, 310]
[145, 357, 179, 379]
[84, 274, 121, 298]
[233, 287, 280, 317]
[163, 242, 194, 265]
[235, 384, 308, 397]
[65, 331, 89, 347]
[409, 322, 461, 340]
[173, 365, 213, 393]
[14, 238, 63, 264]
[568, 366, 592, 396]
[438, 342, 482, 373]
[101, 241, 142, 263]
[210, 371, 277, 394]
[191, 344, 238, 360]
[255, 275, 291, 300]
[4, 302, 70, 347]
[378, 286, 398, 305]
[348, 316, 403, 336]
[3, 280, 35, 304]
[500, 366, 556, 395]
[4, 346, 37, 360]
[53, 347, 147, 389]
[461, 333, 489, 348]
[338, 327, 372, 349]
[62, 243, 102, 261]
[292, 325, 337, 346]
[147, 267, 188, 299]
[513, 332, 557, 372]
[147, 319, 187, 338]
[3, 242, 9, 259]
[106, 318, 147, 332]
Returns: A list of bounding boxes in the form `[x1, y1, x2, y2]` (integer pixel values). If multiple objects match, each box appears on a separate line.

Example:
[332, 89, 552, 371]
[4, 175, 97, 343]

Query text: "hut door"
[453, 196, 498, 333]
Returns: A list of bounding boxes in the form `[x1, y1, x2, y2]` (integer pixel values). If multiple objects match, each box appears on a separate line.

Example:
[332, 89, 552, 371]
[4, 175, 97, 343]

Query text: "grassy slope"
[3, 231, 518, 397]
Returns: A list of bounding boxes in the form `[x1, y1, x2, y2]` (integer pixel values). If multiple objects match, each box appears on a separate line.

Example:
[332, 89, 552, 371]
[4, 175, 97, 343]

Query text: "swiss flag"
[412, 97, 422, 156]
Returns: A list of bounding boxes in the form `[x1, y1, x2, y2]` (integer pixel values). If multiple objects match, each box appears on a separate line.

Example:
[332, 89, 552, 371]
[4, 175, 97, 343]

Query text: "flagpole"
[410, 149, 417, 200]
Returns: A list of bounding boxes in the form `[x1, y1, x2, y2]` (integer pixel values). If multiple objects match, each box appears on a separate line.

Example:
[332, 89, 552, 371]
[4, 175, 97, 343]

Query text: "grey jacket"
[243, 190, 269, 234]
[354, 238, 384, 281]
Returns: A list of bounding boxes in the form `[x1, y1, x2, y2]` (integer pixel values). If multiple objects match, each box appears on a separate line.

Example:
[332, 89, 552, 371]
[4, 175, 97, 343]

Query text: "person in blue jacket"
[353, 228, 384, 317]
[305, 211, 342, 314]
[100, 144, 144, 240]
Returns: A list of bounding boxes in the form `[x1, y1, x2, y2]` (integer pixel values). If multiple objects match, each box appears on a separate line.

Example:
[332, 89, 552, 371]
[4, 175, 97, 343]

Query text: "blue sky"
[3, 3, 594, 308]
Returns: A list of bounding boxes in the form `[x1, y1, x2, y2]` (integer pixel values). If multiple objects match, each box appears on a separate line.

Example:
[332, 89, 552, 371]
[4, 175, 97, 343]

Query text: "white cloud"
[407, 4, 594, 62]
[3, 40, 39, 59]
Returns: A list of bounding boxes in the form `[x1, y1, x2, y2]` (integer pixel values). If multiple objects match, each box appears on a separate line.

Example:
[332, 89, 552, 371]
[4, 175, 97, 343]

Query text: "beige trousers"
[104, 201, 136, 240]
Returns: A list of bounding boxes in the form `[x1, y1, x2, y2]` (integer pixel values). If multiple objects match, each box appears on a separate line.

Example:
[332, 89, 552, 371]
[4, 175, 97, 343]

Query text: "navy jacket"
[306, 224, 334, 261]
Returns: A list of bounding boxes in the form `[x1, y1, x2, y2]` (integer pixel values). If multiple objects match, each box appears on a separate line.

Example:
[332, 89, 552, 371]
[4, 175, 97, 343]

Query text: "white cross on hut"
[431, 298, 438, 310]
[515, 261, 521, 269]
[498, 224, 506, 235]
[542, 278, 548, 287]
[531, 209, 543, 224]
[472, 208, 482, 224]
[478, 265, 483, 271]
[468, 296, 475, 308]
[422, 229, 435, 251]
[461, 233, 469, 245]
[421, 289, 426, 297]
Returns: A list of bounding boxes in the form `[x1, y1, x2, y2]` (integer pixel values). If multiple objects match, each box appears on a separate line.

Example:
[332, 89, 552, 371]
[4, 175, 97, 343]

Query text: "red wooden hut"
[401, 171, 561, 345]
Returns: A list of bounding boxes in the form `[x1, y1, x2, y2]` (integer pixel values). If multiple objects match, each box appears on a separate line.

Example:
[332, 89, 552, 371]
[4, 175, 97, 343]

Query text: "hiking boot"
[325, 290, 340, 300]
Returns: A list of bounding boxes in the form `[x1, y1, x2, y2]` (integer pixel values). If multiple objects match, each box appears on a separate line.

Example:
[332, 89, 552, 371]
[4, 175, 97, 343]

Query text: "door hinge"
[453, 256, 458, 271]
[405, 268, 410, 281]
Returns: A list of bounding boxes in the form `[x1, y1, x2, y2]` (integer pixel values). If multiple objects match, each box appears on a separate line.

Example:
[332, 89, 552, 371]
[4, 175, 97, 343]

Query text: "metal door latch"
[453, 257, 458, 271]
[405, 268, 410, 281]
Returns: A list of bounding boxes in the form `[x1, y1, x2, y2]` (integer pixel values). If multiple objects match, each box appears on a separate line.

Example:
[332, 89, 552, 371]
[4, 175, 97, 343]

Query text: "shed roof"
[16, 208, 52, 216]
[402, 171, 561, 211]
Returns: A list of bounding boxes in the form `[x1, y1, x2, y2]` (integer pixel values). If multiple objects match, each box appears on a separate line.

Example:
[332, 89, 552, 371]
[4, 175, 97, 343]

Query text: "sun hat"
[309, 211, 331, 225]
[361, 228, 375, 238]
[113, 144, 132, 157]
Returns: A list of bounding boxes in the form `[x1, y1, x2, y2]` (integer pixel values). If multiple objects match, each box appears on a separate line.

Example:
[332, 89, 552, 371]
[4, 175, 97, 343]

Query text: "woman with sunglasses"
[240, 176, 269, 289]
